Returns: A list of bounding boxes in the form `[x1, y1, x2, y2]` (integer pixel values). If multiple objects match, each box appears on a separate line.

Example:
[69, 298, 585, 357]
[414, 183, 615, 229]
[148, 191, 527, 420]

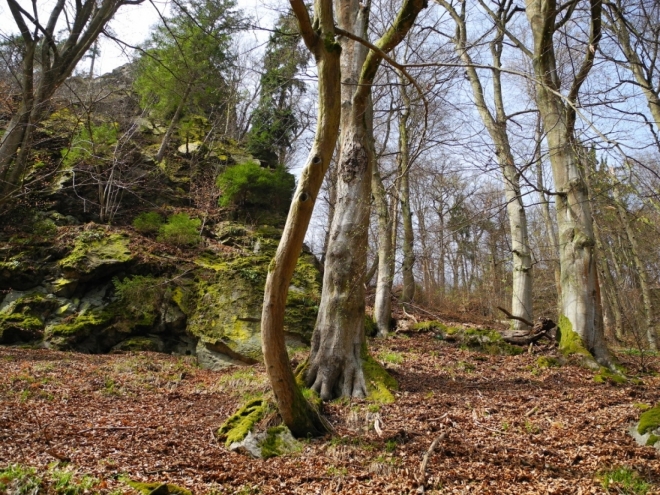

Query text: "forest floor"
[1, 329, 659, 494]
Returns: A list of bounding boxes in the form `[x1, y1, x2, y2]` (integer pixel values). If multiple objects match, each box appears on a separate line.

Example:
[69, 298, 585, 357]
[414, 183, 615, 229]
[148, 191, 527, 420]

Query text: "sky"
[0, 0, 276, 76]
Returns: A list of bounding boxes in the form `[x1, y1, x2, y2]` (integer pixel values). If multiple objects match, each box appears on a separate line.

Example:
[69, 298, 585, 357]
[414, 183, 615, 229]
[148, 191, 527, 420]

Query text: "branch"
[290, 0, 318, 51]
[497, 306, 534, 328]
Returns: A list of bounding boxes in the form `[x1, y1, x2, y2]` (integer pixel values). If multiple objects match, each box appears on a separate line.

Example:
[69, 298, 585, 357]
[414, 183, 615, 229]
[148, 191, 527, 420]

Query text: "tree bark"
[155, 81, 193, 163]
[524, 0, 611, 365]
[261, 0, 340, 437]
[307, 0, 425, 400]
[398, 76, 416, 304]
[372, 157, 394, 336]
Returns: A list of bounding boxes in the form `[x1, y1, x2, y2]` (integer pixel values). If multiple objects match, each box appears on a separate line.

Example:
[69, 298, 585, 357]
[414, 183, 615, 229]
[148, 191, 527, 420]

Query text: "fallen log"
[496, 307, 557, 346]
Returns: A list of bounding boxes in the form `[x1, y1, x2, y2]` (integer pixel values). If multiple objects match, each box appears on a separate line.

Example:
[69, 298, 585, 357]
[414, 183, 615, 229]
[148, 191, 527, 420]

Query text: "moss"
[634, 403, 652, 411]
[258, 425, 288, 459]
[536, 356, 561, 368]
[217, 398, 269, 447]
[362, 344, 398, 404]
[462, 328, 524, 356]
[0, 312, 43, 331]
[638, 405, 660, 435]
[365, 315, 378, 337]
[59, 232, 133, 279]
[412, 320, 447, 333]
[646, 434, 659, 446]
[124, 479, 192, 495]
[557, 315, 592, 358]
[113, 337, 160, 352]
[593, 367, 627, 385]
[47, 310, 113, 338]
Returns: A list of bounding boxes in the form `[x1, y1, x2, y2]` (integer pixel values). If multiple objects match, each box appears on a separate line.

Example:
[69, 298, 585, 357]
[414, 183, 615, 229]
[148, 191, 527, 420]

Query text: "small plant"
[113, 275, 166, 326]
[501, 421, 509, 432]
[133, 211, 164, 234]
[600, 466, 651, 495]
[158, 213, 201, 246]
[0, 464, 42, 494]
[385, 439, 397, 453]
[49, 467, 99, 495]
[524, 419, 541, 435]
[378, 351, 404, 365]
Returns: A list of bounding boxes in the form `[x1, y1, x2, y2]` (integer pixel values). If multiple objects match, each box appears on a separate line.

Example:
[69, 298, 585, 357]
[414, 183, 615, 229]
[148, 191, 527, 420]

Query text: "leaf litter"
[0, 331, 659, 494]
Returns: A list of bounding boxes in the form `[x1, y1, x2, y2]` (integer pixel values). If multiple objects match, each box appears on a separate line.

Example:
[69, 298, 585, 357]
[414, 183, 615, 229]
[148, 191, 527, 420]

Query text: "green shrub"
[133, 211, 164, 234]
[216, 161, 295, 214]
[113, 275, 165, 326]
[158, 213, 201, 246]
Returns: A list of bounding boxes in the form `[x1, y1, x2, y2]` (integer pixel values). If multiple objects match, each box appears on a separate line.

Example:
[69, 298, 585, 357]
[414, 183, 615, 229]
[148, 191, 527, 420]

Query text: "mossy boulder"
[630, 404, 660, 450]
[59, 231, 133, 281]
[188, 226, 321, 363]
[0, 290, 60, 343]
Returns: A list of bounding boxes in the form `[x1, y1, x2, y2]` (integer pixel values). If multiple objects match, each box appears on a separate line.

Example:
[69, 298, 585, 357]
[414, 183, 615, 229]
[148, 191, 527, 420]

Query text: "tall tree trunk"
[534, 119, 562, 311]
[524, 0, 610, 365]
[439, 0, 532, 328]
[306, 0, 425, 400]
[155, 81, 193, 163]
[613, 182, 658, 350]
[372, 154, 394, 336]
[261, 0, 340, 437]
[398, 76, 416, 304]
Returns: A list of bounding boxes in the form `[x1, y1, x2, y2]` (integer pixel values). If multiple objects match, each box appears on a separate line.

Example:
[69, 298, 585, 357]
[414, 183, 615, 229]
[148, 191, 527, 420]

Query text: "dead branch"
[497, 306, 534, 328]
[417, 431, 448, 492]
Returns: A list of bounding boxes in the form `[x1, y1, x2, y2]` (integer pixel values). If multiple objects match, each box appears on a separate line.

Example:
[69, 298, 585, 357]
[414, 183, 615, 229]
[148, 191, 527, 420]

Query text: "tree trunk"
[372, 156, 394, 337]
[261, 0, 340, 437]
[398, 77, 416, 304]
[307, 0, 425, 400]
[439, 0, 532, 328]
[524, 0, 611, 365]
[613, 183, 658, 350]
[156, 81, 193, 163]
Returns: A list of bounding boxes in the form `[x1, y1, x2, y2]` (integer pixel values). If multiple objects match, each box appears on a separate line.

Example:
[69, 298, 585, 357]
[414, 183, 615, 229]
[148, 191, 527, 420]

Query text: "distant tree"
[246, 11, 309, 168]
[134, 0, 242, 162]
[0, 0, 144, 200]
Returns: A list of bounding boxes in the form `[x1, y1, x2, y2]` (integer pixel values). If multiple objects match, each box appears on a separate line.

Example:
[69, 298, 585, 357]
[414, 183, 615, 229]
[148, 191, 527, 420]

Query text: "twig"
[497, 306, 534, 328]
[417, 432, 448, 491]
[77, 426, 150, 434]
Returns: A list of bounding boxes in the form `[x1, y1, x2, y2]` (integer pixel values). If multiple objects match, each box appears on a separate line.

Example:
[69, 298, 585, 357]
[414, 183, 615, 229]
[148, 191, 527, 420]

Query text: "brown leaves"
[0, 337, 659, 494]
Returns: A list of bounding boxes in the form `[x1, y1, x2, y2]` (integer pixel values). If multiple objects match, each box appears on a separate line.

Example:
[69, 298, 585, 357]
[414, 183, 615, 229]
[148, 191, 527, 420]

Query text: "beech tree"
[306, 0, 426, 400]
[436, 0, 533, 329]
[520, 0, 611, 364]
[0, 0, 144, 200]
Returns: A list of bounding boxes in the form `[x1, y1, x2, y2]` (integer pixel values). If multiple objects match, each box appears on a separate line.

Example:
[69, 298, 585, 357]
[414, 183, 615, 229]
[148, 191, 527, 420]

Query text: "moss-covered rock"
[45, 309, 114, 349]
[0, 290, 61, 343]
[217, 398, 269, 447]
[593, 367, 626, 385]
[112, 336, 164, 352]
[412, 320, 447, 333]
[461, 328, 524, 356]
[630, 404, 660, 451]
[59, 231, 133, 281]
[188, 226, 320, 362]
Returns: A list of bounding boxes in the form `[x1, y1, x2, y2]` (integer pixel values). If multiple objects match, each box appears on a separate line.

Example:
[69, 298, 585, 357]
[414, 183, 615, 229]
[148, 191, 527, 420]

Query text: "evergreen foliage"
[158, 213, 201, 246]
[246, 11, 309, 168]
[134, 0, 242, 132]
[216, 161, 295, 215]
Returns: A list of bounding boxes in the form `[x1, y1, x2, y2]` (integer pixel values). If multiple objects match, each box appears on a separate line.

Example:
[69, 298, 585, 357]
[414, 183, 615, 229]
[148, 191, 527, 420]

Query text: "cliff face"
[0, 66, 316, 369]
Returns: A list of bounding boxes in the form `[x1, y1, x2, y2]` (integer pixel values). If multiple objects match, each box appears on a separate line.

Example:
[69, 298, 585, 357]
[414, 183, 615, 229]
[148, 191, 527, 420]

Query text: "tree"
[260, 0, 341, 437]
[0, 0, 144, 200]
[520, 0, 611, 364]
[134, 0, 241, 163]
[436, 0, 533, 330]
[246, 11, 310, 168]
[305, 0, 426, 400]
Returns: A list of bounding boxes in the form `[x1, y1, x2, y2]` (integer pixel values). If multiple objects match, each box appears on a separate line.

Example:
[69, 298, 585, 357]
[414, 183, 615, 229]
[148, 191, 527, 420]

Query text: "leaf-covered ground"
[1, 331, 659, 494]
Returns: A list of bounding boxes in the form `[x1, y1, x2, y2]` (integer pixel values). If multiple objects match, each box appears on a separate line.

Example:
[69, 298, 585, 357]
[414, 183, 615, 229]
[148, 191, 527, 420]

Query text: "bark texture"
[307, 0, 426, 400]
[261, 0, 340, 436]
[524, 0, 610, 364]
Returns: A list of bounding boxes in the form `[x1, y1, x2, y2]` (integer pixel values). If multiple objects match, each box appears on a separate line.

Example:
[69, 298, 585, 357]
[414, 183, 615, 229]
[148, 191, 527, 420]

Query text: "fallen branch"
[497, 306, 534, 328]
[417, 431, 448, 492]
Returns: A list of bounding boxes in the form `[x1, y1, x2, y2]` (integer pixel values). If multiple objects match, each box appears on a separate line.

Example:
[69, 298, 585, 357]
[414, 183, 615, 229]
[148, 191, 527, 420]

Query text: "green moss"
[124, 479, 192, 495]
[47, 310, 113, 338]
[536, 356, 561, 368]
[634, 403, 652, 411]
[0, 312, 43, 331]
[638, 405, 660, 435]
[258, 425, 287, 459]
[557, 315, 592, 358]
[59, 232, 133, 279]
[217, 398, 269, 447]
[646, 434, 659, 446]
[462, 328, 524, 356]
[365, 315, 378, 337]
[113, 337, 160, 352]
[412, 320, 447, 333]
[593, 367, 626, 385]
[362, 345, 398, 404]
